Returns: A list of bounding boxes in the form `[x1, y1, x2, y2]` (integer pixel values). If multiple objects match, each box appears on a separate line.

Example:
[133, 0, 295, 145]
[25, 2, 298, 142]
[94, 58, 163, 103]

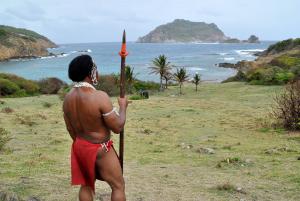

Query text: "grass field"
[0, 82, 300, 201]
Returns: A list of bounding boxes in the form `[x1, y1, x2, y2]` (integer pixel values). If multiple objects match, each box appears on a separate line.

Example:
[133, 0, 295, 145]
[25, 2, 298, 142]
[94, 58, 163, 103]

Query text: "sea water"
[0, 41, 275, 83]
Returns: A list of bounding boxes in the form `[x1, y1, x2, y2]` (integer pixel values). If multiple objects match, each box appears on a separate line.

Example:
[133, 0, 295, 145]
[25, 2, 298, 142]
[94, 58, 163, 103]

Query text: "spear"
[118, 30, 128, 172]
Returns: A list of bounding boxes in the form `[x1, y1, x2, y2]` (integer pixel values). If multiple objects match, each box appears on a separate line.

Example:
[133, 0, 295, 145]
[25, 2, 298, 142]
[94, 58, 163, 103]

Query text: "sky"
[0, 0, 299, 44]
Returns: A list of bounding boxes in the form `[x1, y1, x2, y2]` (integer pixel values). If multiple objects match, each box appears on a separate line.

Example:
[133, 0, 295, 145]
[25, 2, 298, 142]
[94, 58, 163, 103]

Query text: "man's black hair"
[68, 54, 94, 82]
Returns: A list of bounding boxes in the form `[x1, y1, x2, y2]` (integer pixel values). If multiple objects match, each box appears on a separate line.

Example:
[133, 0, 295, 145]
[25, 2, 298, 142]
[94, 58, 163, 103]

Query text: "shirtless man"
[63, 55, 128, 201]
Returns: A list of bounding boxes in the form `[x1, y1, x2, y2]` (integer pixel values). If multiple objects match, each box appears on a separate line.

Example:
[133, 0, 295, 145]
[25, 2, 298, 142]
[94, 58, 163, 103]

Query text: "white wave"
[40, 53, 69, 60]
[40, 56, 56, 60]
[224, 57, 235, 61]
[188, 67, 206, 71]
[68, 49, 92, 54]
[193, 42, 220, 45]
[219, 53, 228, 56]
[235, 49, 265, 55]
[57, 53, 69, 58]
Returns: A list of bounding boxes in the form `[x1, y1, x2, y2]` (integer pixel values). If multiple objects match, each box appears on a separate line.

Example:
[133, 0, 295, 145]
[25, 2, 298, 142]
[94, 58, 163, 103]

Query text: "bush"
[58, 86, 71, 101]
[270, 55, 300, 69]
[222, 71, 246, 83]
[0, 29, 8, 40]
[0, 78, 20, 96]
[290, 64, 300, 80]
[95, 75, 119, 96]
[0, 73, 40, 96]
[15, 79, 40, 95]
[129, 94, 145, 100]
[38, 77, 66, 94]
[246, 66, 286, 85]
[275, 71, 295, 84]
[273, 80, 300, 130]
[133, 80, 160, 91]
[267, 39, 293, 53]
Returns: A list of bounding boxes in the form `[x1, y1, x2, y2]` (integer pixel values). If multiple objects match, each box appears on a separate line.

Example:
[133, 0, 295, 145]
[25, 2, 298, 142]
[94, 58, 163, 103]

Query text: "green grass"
[0, 82, 299, 200]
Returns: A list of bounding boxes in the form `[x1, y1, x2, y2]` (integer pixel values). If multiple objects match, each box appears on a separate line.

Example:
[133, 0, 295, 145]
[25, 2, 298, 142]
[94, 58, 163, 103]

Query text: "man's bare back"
[63, 87, 111, 143]
[63, 86, 128, 140]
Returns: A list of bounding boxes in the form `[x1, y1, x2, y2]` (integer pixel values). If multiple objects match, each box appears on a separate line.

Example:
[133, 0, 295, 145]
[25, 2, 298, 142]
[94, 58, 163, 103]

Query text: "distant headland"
[137, 19, 260, 44]
[0, 25, 57, 61]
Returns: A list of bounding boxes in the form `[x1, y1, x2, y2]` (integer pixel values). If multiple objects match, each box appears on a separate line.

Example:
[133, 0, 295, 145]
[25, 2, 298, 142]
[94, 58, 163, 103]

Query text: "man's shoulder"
[94, 90, 110, 100]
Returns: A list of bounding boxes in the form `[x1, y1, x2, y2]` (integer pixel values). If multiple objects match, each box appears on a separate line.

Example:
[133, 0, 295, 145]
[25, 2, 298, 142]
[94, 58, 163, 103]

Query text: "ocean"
[0, 41, 275, 83]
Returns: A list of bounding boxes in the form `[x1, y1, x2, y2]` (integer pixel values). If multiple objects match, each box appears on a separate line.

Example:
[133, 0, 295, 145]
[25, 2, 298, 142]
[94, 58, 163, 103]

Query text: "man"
[63, 55, 128, 201]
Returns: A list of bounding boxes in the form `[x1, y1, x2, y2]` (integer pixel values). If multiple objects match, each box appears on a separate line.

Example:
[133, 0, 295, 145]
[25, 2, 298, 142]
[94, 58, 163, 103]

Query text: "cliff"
[0, 25, 57, 61]
[137, 19, 229, 43]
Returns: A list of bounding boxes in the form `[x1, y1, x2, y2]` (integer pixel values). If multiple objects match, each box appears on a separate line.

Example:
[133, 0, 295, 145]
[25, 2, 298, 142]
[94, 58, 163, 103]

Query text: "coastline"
[0, 42, 272, 83]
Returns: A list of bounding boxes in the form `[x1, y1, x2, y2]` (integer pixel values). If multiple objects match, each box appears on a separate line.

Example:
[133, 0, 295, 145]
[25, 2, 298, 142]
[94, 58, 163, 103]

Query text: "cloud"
[5, 1, 45, 21]
[0, 0, 299, 42]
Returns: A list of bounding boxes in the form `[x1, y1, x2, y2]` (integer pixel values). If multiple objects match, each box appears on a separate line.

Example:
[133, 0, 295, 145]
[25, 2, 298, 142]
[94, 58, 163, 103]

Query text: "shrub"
[267, 39, 293, 53]
[15, 79, 40, 95]
[0, 78, 20, 96]
[0, 73, 40, 96]
[222, 71, 246, 83]
[96, 75, 119, 96]
[270, 55, 300, 69]
[275, 71, 295, 84]
[0, 29, 8, 40]
[290, 64, 300, 80]
[38, 77, 66, 94]
[247, 66, 283, 85]
[58, 86, 71, 101]
[133, 80, 160, 91]
[129, 94, 145, 100]
[272, 80, 300, 130]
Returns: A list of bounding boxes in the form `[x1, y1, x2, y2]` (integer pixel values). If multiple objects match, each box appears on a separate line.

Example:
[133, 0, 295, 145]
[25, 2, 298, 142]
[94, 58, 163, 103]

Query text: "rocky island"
[137, 19, 260, 43]
[0, 25, 57, 61]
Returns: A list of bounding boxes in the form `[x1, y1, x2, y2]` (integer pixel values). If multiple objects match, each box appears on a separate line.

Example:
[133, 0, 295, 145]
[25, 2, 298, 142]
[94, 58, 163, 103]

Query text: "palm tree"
[163, 71, 173, 89]
[173, 67, 189, 95]
[149, 55, 172, 91]
[125, 65, 136, 93]
[193, 73, 201, 91]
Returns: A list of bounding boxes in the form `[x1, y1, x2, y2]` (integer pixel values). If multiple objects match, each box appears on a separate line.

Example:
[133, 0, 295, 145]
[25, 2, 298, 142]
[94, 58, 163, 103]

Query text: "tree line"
[148, 54, 201, 94]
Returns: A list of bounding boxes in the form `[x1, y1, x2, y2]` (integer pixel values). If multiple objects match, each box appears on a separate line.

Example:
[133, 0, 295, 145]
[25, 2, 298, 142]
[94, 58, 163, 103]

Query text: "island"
[0, 25, 57, 61]
[137, 19, 260, 43]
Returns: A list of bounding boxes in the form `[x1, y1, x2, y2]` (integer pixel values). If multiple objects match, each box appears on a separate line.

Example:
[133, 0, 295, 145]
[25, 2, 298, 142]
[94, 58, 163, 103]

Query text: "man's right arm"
[98, 92, 128, 134]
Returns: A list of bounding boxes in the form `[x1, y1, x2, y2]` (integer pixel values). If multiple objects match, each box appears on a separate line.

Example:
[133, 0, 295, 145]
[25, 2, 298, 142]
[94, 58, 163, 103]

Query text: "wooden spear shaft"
[119, 30, 128, 172]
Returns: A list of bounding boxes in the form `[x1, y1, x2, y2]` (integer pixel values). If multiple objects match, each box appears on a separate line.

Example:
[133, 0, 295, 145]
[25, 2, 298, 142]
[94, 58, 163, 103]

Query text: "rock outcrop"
[137, 19, 260, 44]
[137, 19, 229, 43]
[0, 25, 56, 61]
[247, 35, 260, 43]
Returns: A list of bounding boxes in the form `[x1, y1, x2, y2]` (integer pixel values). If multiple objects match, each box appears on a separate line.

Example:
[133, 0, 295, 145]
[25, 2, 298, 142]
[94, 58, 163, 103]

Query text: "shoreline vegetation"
[220, 38, 300, 85]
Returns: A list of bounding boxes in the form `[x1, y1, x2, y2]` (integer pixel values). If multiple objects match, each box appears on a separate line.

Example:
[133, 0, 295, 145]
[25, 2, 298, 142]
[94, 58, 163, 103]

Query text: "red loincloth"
[71, 137, 113, 193]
